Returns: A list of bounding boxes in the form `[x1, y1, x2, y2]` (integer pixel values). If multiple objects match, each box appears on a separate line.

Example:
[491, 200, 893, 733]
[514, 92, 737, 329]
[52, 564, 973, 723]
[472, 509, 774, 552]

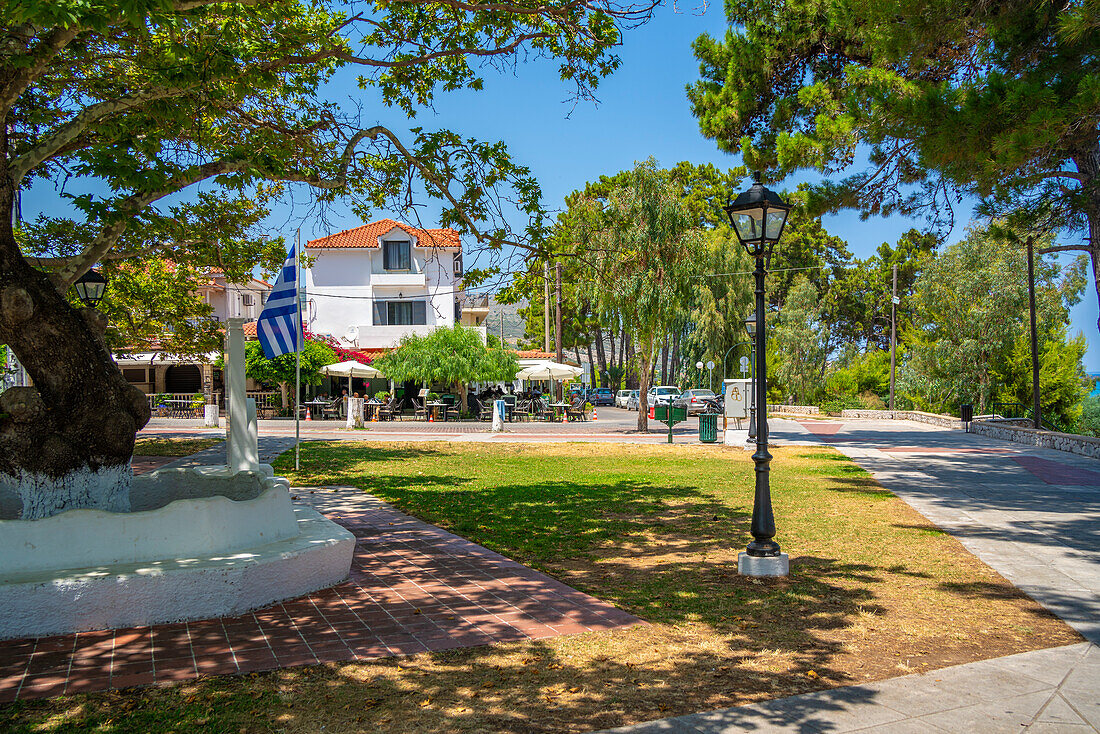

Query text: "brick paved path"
[0, 487, 640, 703]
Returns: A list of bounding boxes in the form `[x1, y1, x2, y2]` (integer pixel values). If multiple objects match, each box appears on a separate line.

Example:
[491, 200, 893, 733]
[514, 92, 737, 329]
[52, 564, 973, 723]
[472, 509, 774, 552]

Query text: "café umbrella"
[321, 360, 383, 396]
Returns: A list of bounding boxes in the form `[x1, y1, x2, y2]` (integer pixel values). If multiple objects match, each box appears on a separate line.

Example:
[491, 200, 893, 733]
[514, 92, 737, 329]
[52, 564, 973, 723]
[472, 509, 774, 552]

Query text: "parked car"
[615, 389, 636, 408]
[626, 391, 640, 411]
[647, 386, 680, 407]
[673, 388, 718, 415]
[592, 388, 615, 406]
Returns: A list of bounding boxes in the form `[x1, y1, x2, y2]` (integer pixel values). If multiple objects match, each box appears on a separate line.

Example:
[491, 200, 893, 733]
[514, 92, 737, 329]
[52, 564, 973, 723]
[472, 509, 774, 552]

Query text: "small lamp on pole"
[695, 360, 704, 388]
[724, 172, 791, 577]
[73, 268, 108, 309]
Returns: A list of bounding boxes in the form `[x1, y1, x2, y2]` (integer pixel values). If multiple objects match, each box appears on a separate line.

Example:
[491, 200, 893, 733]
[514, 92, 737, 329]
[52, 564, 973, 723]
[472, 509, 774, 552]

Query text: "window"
[453, 253, 462, 277]
[373, 300, 427, 325]
[454, 299, 462, 322]
[383, 240, 411, 271]
[241, 293, 254, 307]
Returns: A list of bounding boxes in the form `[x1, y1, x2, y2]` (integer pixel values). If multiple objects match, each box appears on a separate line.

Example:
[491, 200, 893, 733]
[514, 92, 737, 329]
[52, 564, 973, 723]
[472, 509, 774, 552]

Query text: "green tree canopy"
[373, 326, 519, 411]
[558, 158, 701, 430]
[0, 0, 655, 490]
[243, 335, 338, 410]
[689, 0, 1100, 330]
[906, 223, 1086, 415]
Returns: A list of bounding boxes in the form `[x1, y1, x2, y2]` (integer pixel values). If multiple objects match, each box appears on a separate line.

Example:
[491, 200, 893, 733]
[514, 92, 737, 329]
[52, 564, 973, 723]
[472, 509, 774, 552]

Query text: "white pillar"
[346, 397, 364, 429]
[226, 318, 258, 473]
[492, 399, 505, 432]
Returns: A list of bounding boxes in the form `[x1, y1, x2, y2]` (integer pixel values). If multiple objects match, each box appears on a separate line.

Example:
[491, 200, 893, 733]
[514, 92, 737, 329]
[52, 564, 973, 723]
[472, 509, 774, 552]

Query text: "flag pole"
[295, 228, 302, 471]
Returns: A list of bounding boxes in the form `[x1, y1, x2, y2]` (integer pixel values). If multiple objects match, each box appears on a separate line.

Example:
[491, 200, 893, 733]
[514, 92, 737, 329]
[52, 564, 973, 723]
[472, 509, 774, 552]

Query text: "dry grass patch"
[2, 442, 1079, 733]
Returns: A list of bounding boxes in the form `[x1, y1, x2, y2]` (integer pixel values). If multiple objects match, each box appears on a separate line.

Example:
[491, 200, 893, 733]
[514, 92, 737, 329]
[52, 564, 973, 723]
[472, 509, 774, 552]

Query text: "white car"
[615, 389, 637, 408]
[647, 386, 680, 407]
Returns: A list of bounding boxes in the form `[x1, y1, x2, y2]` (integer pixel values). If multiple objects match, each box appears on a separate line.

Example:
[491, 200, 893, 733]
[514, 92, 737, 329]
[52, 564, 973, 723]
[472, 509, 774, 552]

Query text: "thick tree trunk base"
[2, 463, 132, 520]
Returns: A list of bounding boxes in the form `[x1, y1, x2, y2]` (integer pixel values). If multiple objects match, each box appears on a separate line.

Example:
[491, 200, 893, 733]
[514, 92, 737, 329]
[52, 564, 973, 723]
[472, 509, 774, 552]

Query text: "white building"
[196, 270, 272, 323]
[304, 219, 487, 349]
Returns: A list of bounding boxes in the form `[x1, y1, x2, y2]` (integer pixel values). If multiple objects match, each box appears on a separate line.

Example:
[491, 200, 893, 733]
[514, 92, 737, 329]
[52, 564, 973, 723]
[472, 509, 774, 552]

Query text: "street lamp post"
[744, 314, 757, 441]
[724, 172, 791, 578]
[695, 361, 704, 389]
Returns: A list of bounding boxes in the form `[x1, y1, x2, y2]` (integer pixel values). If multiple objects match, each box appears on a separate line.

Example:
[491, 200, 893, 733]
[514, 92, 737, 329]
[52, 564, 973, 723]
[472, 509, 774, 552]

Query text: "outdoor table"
[549, 402, 569, 421]
[303, 399, 328, 419]
[426, 402, 449, 421]
[363, 402, 380, 422]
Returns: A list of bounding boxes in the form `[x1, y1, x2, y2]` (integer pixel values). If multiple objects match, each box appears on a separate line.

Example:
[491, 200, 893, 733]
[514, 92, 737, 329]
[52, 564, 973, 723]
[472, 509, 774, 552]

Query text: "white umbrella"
[321, 360, 382, 378]
[514, 360, 583, 381]
[321, 360, 383, 400]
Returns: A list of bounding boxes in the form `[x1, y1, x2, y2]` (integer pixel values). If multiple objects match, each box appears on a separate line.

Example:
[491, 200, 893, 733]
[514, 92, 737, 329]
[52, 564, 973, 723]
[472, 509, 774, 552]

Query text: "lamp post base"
[738, 551, 789, 578]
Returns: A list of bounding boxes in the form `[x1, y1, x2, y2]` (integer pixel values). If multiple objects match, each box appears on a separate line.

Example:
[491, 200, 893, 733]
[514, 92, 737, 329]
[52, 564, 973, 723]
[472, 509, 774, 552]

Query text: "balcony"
[371, 271, 426, 288]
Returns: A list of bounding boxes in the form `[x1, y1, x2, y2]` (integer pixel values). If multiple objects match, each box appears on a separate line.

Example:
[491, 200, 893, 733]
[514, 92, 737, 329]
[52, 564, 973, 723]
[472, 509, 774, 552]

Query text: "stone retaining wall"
[969, 420, 1100, 459]
[767, 404, 820, 415]
[839, 409, 961, 429]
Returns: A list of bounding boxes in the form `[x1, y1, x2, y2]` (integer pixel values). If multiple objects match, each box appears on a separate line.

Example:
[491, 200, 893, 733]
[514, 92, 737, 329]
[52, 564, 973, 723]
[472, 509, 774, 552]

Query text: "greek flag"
[256, 244, 301, 359]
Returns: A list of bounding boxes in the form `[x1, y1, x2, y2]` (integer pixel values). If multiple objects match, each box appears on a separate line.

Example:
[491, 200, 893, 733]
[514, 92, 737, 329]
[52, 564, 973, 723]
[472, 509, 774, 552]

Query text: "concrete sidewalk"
[599, 417, 1100, 733]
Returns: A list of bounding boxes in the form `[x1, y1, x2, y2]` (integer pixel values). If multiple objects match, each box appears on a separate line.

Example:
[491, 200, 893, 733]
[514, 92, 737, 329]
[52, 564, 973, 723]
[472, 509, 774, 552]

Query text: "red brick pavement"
[1012, 455, 1100, 486]
[0, 489, 641, 703]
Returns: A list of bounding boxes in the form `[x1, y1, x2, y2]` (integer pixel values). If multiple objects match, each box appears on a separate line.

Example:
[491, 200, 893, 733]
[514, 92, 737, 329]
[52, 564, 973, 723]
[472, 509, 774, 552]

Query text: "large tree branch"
[0, 24, 82, 114]
[8, 86, 192, 184]
[1038, 244, 1093, 254]
[55, 159, 254, 286]
[336, 32, 552, 69]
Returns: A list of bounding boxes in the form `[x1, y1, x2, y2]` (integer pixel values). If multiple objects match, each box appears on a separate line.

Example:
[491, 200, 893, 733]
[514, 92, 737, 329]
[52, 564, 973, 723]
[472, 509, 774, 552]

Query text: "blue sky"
[23, 3, 1100, 368]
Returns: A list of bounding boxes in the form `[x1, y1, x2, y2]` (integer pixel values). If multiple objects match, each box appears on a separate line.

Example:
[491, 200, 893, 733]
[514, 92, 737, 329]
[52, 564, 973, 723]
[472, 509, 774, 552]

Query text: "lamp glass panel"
[744, 316, 756, 336]
[765, 210, 788, 241]
[731, 207, 764, 242]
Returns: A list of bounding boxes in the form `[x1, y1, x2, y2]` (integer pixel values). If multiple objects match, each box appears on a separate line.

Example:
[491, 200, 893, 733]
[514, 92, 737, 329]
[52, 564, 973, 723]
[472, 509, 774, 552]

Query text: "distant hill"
[485, 296, 529, 348]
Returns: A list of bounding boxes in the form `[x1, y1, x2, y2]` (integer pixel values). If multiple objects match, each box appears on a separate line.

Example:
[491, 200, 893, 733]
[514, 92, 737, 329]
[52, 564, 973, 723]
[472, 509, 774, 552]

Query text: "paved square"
[0, 488, 641, 703]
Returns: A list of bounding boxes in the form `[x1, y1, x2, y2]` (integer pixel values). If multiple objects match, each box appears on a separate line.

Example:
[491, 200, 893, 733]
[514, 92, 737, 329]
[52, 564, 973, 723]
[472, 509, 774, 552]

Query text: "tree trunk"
[607, 326, 617, 370]
[1071, 148, 1100, 336]
[457, 381, 468, 414]
[670, 330, 681, 386]
[586, 341, 596, 385]
[593, 322, 607, 378]
[0, 183, 150, 519]
[660, 334, 669, 385]
[636, 336, 653, 432]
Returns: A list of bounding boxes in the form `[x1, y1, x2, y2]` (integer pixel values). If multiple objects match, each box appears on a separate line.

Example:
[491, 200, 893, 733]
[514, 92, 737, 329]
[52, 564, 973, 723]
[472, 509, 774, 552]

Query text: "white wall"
[305, 235, 461, 348]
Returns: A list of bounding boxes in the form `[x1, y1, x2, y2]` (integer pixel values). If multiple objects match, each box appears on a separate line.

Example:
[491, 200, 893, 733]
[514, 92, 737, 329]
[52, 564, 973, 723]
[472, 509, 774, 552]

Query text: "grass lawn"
[2, 442, 1079, 733]
[132, 436, 224, 457]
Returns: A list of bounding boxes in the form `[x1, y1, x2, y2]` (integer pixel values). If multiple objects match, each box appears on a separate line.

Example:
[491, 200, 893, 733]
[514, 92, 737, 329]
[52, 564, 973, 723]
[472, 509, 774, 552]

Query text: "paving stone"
[0, 487, 639, 702]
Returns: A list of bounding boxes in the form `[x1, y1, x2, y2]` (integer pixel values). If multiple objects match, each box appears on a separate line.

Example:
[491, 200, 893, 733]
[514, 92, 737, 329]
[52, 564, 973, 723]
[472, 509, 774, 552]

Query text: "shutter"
[373, 300, 385, 325]
[413, 301, 427, 325]
[383, 242, 392, 270]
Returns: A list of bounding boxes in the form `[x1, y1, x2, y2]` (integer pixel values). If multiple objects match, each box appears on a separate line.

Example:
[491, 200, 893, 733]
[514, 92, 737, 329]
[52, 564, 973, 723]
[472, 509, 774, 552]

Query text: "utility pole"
[544, 260, 551, 353]
[889, 264, 897, 411]
[1027, 236, 1041, 429]
[555, 262, 563, 364]
[555, 262, 564, 402]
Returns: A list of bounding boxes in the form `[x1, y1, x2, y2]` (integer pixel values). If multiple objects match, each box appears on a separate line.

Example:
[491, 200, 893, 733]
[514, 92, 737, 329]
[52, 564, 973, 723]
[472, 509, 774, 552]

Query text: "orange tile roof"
[514, 350, 556, 359]
[306, 219, 460, 250]
[243, 321, 257, 338]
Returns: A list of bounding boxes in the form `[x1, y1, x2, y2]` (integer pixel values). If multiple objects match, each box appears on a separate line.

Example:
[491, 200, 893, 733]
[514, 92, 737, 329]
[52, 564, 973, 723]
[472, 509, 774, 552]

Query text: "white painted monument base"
[738, 552, 789, 577]
[492, 399, 505, 432]
[0, 466, 354, 640]
[203, 404, 220, 428]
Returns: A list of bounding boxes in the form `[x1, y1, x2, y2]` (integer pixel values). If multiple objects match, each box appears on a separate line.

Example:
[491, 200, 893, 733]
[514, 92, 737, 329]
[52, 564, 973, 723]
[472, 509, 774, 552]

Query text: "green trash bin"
[699, 412, 718, 443]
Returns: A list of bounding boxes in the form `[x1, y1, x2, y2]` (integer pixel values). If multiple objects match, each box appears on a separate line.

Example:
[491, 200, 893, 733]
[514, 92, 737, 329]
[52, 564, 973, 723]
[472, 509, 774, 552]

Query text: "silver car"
[673, 388, 717, 415]
[617, 389, 638, 409]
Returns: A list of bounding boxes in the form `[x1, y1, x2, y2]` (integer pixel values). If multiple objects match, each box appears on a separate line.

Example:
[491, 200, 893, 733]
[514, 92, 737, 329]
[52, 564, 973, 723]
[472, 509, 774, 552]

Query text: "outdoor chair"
[533, 397, 552, 421]
[475, 398, 493, 421]
[377, 397, 398, 421]
[413, 399, 428, 421]
[321, 397, 341, 421]
[566, 397, 587, 422]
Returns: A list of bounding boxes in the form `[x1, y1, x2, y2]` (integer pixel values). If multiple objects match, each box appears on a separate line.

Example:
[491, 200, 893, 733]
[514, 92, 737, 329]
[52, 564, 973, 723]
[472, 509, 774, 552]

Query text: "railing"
[991, 402, 1028, 419]
[147, 392, 217, 418]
